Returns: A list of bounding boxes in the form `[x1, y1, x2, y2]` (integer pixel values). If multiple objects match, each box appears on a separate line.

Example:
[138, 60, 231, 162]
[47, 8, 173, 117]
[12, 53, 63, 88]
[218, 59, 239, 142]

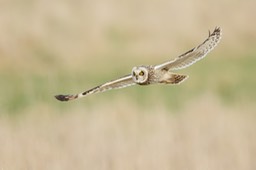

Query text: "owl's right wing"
[55, 74, 135, 101]
[154, 27, 222, 71]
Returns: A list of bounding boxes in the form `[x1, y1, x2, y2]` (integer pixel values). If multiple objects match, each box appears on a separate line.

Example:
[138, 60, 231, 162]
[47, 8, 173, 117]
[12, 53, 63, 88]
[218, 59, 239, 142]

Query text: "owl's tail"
[160, 73, 188, 85]
[171, 74, 189, 84]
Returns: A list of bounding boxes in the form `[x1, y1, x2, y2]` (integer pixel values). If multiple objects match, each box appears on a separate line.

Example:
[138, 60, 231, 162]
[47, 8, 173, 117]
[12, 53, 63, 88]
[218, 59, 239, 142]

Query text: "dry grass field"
[0, 96, 255, 170]
[0, 0, 256, 169]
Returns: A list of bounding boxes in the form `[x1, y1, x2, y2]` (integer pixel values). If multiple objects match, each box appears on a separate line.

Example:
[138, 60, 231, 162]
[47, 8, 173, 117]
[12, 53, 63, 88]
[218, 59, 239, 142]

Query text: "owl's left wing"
[154, 27, 222, 71]
[55, 74, 135, 101]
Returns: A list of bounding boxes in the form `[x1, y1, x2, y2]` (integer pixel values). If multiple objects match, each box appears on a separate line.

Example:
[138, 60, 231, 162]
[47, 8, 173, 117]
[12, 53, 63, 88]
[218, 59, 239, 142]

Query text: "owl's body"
[55, 27, 222, 102]
[132, 65, 187, 85]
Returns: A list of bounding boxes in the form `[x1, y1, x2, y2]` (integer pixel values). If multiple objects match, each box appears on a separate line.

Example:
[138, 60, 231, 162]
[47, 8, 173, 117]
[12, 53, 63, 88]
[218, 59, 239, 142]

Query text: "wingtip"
[208, 26, 222, 39]
[213, 26, 222, 34]
[55, 94, 72, 102]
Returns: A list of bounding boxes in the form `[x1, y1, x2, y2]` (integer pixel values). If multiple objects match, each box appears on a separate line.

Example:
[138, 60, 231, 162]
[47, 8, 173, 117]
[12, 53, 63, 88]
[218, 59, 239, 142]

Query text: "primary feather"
[154, 27, 222, 71]
[55, 74, 134, 101]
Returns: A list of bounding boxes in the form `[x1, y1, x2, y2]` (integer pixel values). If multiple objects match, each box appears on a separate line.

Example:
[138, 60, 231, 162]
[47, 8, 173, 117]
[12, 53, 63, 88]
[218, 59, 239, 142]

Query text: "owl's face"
[132, 66, 149, 84]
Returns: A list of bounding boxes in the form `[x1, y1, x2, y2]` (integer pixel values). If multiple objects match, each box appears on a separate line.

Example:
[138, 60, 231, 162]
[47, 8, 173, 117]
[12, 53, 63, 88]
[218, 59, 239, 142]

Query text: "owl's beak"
[135, 75, 138, 80]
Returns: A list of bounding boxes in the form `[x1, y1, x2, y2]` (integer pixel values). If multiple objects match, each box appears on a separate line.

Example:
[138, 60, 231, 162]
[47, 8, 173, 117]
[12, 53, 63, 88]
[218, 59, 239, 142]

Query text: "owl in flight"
[55, 27, 222, 101]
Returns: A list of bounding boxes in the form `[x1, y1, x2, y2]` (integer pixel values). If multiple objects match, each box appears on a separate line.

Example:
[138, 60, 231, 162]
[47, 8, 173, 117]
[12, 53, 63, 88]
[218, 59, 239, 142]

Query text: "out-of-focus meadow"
[0, 0, 256, 169]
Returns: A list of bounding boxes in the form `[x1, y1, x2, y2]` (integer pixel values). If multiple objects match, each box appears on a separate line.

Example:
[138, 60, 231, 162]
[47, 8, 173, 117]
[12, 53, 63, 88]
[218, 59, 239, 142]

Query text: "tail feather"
[171, 74, 188, 84]
[160, 73, 188, 84]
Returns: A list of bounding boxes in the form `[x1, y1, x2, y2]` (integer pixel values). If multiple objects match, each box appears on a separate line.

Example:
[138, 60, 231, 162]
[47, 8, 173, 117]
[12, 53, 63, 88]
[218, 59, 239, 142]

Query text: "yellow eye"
[139, 71, 144, 76]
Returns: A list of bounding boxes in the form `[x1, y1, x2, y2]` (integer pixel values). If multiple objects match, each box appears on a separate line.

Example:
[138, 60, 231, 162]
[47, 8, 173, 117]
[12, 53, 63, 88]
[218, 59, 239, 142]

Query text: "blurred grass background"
[0, 0, 256, 169]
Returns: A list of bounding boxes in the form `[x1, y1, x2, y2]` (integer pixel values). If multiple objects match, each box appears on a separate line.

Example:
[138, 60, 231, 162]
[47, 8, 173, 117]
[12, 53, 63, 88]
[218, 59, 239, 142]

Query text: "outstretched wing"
[154, 27, 222, 71]
[55, 74, 135, 101]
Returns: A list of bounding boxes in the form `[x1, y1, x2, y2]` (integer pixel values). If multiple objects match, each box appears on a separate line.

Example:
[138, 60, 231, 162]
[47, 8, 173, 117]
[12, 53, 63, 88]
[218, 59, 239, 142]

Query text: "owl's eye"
[139, 71, 144, 76]
[132, 71, 136, 76]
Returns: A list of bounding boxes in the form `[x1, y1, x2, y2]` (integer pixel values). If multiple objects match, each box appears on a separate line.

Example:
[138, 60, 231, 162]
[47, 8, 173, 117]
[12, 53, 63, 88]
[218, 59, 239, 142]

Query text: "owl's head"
[132, 66, 149, 84]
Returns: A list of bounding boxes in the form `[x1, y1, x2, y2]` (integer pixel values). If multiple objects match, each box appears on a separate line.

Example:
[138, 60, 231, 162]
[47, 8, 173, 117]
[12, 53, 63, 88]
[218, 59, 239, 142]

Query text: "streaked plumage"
[55, 27, 222, 101]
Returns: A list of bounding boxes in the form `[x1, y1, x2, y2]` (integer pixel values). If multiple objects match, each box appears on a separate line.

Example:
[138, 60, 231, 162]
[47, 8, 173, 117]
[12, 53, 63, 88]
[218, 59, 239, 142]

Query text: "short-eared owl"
[55, 27, 222, 101]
